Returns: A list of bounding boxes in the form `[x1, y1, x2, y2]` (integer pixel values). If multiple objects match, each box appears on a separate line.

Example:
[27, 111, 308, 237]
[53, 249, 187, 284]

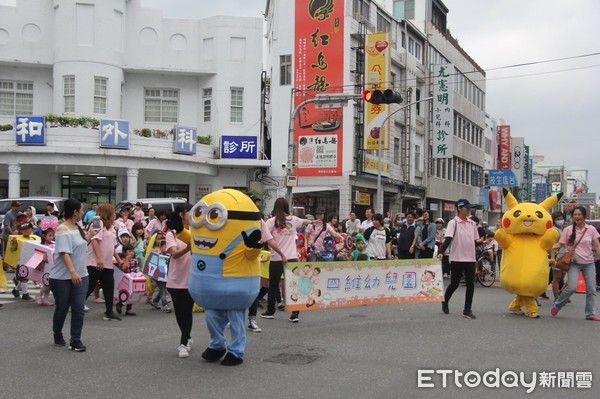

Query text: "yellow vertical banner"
[364, 32, 391, 150]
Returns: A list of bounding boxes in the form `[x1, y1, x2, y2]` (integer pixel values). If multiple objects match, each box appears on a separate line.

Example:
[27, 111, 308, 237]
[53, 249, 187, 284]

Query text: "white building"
[264, 0, 486, 221]
[0, 0, 268, 204]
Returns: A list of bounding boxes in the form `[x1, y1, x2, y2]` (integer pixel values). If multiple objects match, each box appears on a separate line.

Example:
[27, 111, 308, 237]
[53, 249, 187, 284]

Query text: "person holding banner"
[363, 213, 392, 260]
[438, 199, 479, 319]
[260, 198, 312, 323]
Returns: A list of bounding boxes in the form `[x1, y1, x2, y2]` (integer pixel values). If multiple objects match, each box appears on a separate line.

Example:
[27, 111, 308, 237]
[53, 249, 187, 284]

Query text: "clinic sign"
[100, 119, 129, 149]
[15, 115, 45, 145]
[221, 135, 257, 159]
[432, 64, 454, 159]
[284, 259, 443, 311]
[174, 126, 197, 155]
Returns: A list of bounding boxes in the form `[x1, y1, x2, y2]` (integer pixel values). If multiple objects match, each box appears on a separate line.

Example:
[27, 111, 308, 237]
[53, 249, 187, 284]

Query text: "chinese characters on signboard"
[283, 259, 443, 312]
[364, 32, 391, 150]
[15, 115, 45, 145]
[100, 119, 129, 149]
[432, 64, 454, 159]
[487, 169, 520, 187]
[293, 0, 344, 176]
[363, 154, 390, 177]
[174, 126, 197, 155]
[221, 135, 257, 159]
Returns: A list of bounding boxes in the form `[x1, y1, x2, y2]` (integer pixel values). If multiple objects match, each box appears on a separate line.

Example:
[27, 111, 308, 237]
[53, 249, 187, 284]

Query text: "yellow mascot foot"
[525, 312, 540, 318]
[509, 308, 525, 315]
[193, 303, 205, 313]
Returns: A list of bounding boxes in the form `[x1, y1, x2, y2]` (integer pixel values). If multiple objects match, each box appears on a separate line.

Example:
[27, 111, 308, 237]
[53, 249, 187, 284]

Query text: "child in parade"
[151, 236, 171, 313]
[115, 243, 138, 316]
[133, 202, 145, 224]
[11, 220, 40, 301]
[36, 217, 59, 306]
[350, 234, 371, 261]
[131, 222, 147, 267]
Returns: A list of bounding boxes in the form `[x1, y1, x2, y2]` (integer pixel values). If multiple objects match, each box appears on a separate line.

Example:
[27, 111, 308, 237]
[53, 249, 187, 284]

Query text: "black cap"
[455, 199, 473, 209]
[315, 207, 326, 215]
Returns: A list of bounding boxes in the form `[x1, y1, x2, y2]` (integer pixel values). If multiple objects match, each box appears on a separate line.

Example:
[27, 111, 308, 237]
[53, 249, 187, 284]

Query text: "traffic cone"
[576, 272, 586, 293]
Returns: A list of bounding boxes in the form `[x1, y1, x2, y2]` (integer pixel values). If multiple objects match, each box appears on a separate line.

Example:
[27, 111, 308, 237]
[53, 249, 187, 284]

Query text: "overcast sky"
[143, 0, 599, 194]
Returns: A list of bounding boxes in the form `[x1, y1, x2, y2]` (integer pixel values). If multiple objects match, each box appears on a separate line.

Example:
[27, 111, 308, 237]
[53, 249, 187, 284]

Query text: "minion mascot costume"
[188, 189, 262, 366]
[495, 188, 562, 318]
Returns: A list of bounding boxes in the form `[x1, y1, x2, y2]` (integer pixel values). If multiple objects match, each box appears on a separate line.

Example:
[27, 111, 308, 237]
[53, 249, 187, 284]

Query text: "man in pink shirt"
[438, 199, 480, 319]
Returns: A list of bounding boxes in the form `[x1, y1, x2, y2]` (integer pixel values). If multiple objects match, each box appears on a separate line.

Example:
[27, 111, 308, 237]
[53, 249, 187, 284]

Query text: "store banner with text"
[364, 32, 391, 150]
[284, 259, 443, 312]
[294, 0, 344, 176]
[497, 125, 511, 169]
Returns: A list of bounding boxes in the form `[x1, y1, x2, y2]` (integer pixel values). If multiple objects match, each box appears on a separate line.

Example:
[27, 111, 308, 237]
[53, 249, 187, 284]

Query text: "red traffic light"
[362, 89, 403, 104]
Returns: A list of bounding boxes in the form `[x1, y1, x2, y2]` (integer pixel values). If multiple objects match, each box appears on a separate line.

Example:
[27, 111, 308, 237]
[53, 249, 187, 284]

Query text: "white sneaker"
[177, 344, 190, 358]
[248, 318, 262, 333]
[186, 338, 193, 352]
[84, 305, 90, 312]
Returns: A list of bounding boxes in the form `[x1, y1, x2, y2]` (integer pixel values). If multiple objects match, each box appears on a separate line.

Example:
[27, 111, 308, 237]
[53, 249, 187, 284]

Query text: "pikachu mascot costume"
[495, 189, 562, 318]
[188, 189, 262, 366]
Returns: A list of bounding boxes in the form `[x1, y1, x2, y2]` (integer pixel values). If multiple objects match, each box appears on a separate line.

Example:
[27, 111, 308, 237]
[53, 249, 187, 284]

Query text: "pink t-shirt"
[133, 209, 144, 224]
[559, 224, 600, 264]
[262, 216, 304, 262]
[305, 221, 338, 252]
[145, 218, 165, 234]
[445, 216, 480, 262]
[165, 230, 191, 289]
[86, 224, 117, 269]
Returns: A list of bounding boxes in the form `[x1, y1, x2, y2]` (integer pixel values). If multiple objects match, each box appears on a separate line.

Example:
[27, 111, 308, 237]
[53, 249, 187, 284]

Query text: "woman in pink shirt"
[116, 206, 134, 233]
[260, 198, 312, 322]
[551, 206, 600, 321]
[165, 203, 194, 358]
[85, 204, 123, 321]
[145, 210, 167, 239]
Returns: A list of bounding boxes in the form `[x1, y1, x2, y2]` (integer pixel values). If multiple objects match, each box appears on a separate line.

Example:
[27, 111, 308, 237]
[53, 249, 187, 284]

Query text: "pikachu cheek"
[503, 218, 511, 228]
[546, 220, 552, 229]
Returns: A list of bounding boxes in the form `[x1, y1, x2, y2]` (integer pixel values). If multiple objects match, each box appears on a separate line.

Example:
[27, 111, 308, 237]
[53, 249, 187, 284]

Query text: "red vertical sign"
[294, 0, 344, 176]
[497, 125, 511, 170]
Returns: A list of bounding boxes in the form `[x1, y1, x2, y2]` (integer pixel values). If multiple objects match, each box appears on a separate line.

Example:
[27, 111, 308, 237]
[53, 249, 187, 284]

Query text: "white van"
[114, 198, 188, 217]
[0, 197, 68, 225]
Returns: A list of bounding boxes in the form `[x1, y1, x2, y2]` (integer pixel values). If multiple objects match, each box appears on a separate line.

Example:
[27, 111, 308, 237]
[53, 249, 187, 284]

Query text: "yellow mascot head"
[501, 188, 562, 236]
[189, 189, 260, 256]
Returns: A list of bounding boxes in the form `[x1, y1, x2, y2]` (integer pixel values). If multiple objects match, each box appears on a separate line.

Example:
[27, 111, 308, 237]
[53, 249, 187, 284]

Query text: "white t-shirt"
[345, 219, 361, 235]
[360, 219, 373, 232]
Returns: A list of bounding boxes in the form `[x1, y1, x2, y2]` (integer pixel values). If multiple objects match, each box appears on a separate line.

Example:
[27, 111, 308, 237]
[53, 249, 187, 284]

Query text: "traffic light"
[361, 89, 403, 104]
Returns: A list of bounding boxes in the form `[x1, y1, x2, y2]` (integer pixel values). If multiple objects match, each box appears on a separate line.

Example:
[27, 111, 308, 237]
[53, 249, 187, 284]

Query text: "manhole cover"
[265, 353, 321, 365]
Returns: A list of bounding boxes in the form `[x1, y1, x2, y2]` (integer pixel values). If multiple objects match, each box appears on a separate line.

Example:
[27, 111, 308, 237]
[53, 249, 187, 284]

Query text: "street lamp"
[374, 96, 433, 214]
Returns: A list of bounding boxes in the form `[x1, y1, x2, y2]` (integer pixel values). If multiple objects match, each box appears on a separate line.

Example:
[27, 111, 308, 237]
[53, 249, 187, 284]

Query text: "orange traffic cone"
[576, 272, 586, 293]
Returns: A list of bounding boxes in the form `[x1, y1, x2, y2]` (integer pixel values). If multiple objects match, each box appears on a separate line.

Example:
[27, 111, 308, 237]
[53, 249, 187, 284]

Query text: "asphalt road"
[1, 283, 598, 399]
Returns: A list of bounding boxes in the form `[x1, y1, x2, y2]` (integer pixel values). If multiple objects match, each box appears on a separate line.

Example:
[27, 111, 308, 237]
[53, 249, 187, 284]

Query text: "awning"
[292, 186, 339, 194]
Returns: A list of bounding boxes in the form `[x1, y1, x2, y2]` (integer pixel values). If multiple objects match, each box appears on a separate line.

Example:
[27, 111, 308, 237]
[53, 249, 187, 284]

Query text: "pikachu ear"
[503, 188, 518, 210]
[540, 192, 562, 211]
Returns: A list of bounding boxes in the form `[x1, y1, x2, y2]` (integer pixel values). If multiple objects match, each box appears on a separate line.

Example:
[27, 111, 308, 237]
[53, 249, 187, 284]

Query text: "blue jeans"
[50, 276, 89, 341]
[152, 281, 168, 306]
[555, 262, 597, 318]
[205, 309, 246, 358]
